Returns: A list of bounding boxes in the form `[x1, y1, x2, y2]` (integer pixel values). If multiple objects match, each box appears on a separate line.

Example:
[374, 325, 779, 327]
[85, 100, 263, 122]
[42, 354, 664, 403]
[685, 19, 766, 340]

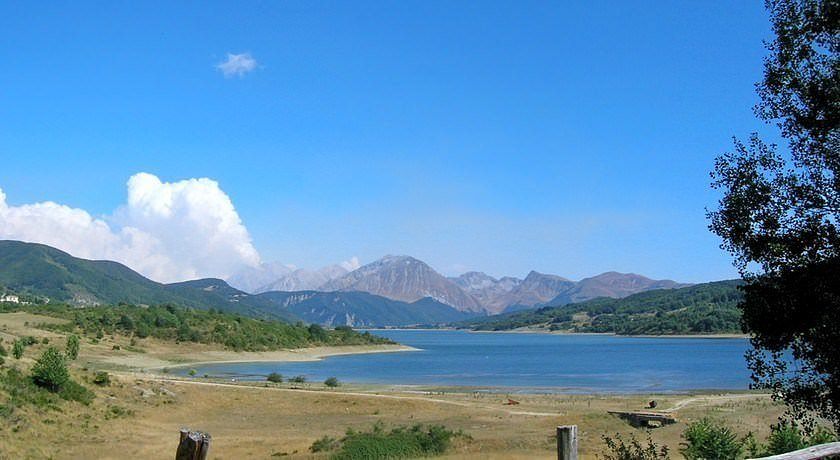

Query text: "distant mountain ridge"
[321, 255, 485, 313]
[230, 253, 689, 315]
[0, 240, 472, 327]
[450, 270, 686, 314]
[256, 290, 473, 327]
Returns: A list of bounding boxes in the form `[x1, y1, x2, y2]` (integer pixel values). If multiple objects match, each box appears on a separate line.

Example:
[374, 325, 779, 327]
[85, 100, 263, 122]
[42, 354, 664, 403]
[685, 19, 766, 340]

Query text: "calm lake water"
[178, 330, 753, 393]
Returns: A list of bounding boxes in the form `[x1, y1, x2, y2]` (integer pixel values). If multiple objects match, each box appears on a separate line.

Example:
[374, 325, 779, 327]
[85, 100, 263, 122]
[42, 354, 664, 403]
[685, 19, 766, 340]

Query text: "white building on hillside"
[1, 294, 20, 303]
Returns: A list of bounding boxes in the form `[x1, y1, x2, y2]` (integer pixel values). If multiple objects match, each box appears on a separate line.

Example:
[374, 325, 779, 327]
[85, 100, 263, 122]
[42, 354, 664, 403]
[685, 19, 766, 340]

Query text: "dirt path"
[142, 375, 566, 417]
[663, 393, 769, 412]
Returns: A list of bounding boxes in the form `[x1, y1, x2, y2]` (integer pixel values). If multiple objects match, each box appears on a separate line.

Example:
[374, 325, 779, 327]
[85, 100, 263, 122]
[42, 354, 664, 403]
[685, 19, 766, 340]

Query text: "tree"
[66, 334, 80, 360]
[266, 372, 283, 383]
[324, 376, 340, 387]
[708, 0, 840, 431]
[31, 346, 70, 391]
[12, 339, 24, 359]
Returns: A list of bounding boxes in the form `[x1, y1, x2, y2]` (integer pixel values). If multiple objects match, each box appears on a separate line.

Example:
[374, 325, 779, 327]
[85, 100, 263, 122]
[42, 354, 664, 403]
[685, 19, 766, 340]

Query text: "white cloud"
[216, 52, 258, 78]
[340, 256, 361, 272]
[0, 173, 260, 283]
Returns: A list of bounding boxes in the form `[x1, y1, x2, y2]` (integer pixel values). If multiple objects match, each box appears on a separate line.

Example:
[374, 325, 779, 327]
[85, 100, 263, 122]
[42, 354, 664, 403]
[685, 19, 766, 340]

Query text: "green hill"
[0, 240, 472, 327]
[0, 240, 296, 321]
[459, 280, 744, 335]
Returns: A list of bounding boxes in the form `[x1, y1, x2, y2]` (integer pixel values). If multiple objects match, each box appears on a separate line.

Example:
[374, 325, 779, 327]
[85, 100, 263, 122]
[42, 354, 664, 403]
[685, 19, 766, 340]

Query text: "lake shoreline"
[367, 327, 750, 339]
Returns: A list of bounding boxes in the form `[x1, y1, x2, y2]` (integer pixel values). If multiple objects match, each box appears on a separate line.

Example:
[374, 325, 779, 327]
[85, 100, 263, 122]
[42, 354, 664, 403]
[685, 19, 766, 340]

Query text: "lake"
[178, 330, 753, 393]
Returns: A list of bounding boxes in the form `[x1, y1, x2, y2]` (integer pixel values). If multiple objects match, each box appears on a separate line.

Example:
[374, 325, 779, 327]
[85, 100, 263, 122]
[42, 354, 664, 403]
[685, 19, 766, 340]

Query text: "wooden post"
[176, 428, 211, 460]
[557, 425, 578, 460]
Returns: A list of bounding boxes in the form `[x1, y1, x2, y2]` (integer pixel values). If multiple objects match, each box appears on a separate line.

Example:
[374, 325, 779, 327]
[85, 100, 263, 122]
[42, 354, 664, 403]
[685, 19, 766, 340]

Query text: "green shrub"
[188, 369, 197, 376]
[12, 340, 24, 359]
[0, 342, 7, 357]
[324, 377, 340, 388]
[65, 334, 80, 360]
[321, 423, 461, 459]
[93, 371, 111, 386]
[266, 372, 283, 383]
[310, 435, 338, 452]
[601, 433, 670, 460]
[766, 422, 806, 455]
[31, 347, 69, 391]
[290, 375, 307, 384]
[59, 379, 94, 405]
[680, 418, 743, 460]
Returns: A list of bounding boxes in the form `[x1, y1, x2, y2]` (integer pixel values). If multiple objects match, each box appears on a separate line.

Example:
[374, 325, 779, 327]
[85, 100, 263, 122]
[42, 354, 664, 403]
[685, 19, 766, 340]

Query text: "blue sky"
[0, 1, 777, 282]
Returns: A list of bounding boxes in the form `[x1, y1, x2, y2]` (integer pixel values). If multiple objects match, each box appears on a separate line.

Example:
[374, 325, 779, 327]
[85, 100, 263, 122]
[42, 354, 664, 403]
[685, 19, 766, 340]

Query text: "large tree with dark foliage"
[708, 0, 839, 431]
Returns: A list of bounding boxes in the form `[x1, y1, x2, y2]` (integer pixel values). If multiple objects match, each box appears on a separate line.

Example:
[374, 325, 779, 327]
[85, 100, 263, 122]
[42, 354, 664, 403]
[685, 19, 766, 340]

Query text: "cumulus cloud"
[0, 173, 260, 283]
[216, 52, 258, 78]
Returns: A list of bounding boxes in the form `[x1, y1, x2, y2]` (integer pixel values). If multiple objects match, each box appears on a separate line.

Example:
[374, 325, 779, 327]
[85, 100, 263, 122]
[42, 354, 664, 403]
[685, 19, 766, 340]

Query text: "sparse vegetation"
[289, 375, 307, 384]
[266, 372, 283, 383]
[601, 432, 670, 460]
[324, 377, 340, 387]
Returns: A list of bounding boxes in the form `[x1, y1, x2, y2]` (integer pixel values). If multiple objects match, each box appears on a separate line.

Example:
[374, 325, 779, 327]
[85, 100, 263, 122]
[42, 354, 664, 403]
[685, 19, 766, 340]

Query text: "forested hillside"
[460, 280, 744, 335]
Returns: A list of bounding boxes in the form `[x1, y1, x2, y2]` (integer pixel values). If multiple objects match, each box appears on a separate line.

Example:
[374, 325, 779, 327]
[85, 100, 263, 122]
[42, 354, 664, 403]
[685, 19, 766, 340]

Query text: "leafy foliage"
[65, 334, 80, 360]
[312, 423, 462, 459]
[680, 418, 743, 460]
[465, 281, 743, 334]
[324, 376, 340, 387]
[31, 346, 69, 391]
[12, 339, 25, 359]
[708, 0, 840, 431]
[600, 433, 669, 460]
[93, 371, 111, 386]
[266, 372, 284, 383]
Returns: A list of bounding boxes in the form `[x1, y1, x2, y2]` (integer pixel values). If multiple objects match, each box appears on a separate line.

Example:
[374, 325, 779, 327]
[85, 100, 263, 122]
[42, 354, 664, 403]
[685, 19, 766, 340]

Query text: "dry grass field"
[0, 312, 784, 459]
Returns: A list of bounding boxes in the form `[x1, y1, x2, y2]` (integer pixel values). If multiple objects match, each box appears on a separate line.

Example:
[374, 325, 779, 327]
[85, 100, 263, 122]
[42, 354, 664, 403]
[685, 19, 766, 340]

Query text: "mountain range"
[0, 240, 468, 327]
[1, 239, 689, 327]
[230, 254, 687, 314]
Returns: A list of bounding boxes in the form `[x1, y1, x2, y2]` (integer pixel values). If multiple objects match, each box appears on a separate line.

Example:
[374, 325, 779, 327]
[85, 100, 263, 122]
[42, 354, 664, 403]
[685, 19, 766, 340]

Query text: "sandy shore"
[96, 343, 420, 370]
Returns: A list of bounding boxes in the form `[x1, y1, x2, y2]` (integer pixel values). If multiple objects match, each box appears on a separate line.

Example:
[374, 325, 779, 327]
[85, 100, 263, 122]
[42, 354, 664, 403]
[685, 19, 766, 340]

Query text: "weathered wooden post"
[557, 425, 578, 460]
[176, 428, 211, 460]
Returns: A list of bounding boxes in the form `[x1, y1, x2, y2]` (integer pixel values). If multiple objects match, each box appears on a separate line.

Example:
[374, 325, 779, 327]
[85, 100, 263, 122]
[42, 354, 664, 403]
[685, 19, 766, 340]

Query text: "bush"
[289, 375, 307, 384]
[59, 379, 95, 405]
[188, 368, 197, 376]
[324, 377, 340, 388]
[266, 372, 283, 383]
[0, 342, 7, 357]
[31, 347, 69, 391]
[12, 340, 24, 359]
[93, 371, 111, 386]
[601, 433, 670, 460]
[680, 418, 743, 460]
[65, 334, 80, 360]
[316, 423, 461, 459]
[310, 435, 338, 452]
